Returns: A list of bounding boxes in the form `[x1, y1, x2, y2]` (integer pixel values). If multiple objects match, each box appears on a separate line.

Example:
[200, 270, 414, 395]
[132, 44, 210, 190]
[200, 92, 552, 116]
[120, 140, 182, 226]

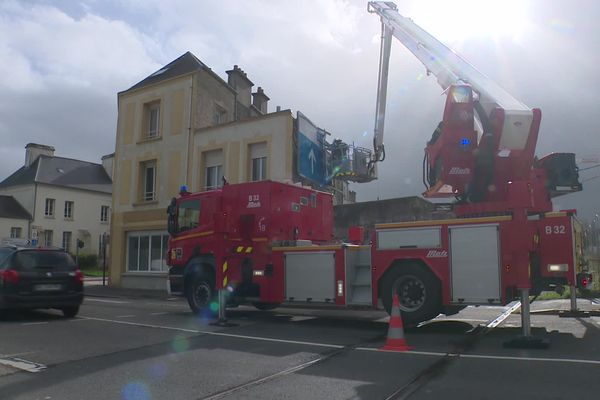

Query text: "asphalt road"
[1, 295, 599, 400]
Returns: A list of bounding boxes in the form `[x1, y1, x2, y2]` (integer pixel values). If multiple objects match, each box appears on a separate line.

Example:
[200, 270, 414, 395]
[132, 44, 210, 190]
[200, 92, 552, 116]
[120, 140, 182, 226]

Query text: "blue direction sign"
[296, 112, 325, 185]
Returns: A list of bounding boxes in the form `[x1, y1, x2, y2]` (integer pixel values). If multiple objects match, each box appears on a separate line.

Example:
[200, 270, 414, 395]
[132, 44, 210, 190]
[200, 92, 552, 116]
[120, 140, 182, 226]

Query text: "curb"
[84, 290, 172, 301]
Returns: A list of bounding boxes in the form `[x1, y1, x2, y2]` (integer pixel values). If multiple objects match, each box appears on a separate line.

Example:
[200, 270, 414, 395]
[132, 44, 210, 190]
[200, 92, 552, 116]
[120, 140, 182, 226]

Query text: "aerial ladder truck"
[166, 1, 590, 347]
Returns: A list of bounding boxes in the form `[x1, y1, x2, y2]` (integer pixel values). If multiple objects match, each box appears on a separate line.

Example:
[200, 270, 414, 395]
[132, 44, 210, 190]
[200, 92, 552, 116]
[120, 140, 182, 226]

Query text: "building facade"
[0, 195, 31, 241]
[110, 51, 353, 289]
[0, 144, 112, 255]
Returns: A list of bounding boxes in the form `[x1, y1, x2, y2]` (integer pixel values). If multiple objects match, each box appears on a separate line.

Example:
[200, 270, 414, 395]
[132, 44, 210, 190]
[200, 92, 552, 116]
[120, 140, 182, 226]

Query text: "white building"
[0, 143, 112, 255]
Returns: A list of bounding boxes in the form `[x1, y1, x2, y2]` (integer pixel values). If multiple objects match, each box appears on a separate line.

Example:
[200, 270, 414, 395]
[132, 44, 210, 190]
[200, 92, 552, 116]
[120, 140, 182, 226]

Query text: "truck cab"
[166, 181, 334, 315]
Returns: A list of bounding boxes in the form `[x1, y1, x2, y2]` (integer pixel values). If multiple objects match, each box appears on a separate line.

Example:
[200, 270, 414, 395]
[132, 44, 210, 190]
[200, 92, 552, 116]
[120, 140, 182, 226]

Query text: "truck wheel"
[187, 275, 216, 315]
[381, 264, 441, 325]
[252, 302, 280, 311]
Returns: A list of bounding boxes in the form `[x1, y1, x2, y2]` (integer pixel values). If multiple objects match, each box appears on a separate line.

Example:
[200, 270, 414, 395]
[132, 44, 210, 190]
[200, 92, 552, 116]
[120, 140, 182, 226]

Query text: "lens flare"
[122, 382, 150, 400]
[171, 334, 190, 353]
[149, 362, 167, 380]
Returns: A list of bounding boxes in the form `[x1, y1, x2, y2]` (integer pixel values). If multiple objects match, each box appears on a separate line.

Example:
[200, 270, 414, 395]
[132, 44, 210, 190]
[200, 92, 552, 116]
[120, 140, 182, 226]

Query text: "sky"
[1, 0, 599, 220]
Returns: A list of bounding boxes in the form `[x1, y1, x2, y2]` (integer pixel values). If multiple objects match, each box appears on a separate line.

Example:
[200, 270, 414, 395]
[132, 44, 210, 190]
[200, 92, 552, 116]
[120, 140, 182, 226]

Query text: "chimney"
[101, 153, 115, 180]
[226, 65, 253, 108]
[25, 143, 55, 167]
[252, 87, 270, 114]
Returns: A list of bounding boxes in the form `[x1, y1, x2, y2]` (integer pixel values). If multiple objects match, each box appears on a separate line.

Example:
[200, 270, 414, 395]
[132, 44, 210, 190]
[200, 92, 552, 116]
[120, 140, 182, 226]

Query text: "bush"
[76, 254, 98, 269]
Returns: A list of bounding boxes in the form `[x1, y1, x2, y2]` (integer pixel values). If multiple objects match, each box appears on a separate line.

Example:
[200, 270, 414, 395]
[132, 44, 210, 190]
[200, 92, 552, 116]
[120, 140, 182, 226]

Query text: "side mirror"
[167, 198, 177, 236]
[167, 197, 176, 215]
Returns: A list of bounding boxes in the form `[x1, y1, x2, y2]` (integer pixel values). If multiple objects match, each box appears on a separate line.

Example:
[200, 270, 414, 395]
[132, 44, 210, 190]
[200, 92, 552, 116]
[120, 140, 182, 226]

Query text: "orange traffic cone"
[380, 293, 413, 352]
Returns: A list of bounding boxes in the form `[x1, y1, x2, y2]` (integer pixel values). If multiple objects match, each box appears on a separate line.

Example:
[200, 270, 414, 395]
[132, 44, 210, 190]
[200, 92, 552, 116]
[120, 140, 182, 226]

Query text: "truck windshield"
[177, 199, 200, 233]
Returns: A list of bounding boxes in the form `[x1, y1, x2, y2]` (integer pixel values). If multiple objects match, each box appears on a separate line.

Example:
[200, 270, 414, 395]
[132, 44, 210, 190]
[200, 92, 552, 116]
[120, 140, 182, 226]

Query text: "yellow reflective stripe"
[222, 276, 228, 287]
[376, 215, 511, 229]
[171, 230, 214, 242]
[236, 246, 244, 253]
[222, 261, 228, 273]
[272, 245, 342, 252]
[245, 247, 253, 253]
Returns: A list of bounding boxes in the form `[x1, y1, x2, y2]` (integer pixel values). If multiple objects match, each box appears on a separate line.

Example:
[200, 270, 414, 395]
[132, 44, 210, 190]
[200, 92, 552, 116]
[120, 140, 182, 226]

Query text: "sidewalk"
[529, 298, 600, 315]
[83, 278, 172, 300]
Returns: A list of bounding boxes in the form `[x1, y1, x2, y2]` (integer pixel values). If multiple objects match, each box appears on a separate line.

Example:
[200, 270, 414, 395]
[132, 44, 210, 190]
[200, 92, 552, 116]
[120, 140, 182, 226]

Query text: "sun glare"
[408, 0, 529, 43]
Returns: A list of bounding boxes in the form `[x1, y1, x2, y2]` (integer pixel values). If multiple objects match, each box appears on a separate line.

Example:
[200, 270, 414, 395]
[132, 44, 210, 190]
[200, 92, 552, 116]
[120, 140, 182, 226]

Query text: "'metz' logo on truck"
[448, 167, 470, 175]
[426, 250, 448, 258]
[247, 194, 261, 208]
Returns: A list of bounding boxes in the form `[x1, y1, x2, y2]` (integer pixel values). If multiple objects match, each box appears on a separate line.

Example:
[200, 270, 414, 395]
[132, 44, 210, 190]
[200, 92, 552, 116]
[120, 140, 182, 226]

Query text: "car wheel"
[381, 264, 441, 326]
[186, 275, 216, 315]
[62, 306, 80, 318]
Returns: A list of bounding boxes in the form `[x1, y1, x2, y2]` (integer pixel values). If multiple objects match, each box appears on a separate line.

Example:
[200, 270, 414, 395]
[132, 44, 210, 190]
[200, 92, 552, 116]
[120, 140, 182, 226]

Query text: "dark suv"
[0, 245, 84, 317]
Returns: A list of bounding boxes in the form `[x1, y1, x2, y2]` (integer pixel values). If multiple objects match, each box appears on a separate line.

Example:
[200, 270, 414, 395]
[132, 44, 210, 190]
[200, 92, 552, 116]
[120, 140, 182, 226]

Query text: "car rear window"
[0, 248, 14, 266]
[13, 250, 76, 271]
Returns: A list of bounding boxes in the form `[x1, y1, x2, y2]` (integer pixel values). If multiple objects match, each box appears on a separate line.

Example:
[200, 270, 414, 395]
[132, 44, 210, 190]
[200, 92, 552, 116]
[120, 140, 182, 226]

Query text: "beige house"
[110, 51, 352, 289]
[0, 144, 112, 254]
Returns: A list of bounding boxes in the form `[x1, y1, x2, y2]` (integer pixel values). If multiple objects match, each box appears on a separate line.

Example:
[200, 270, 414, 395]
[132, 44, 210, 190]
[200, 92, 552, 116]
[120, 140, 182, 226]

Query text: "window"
[100, 205, 109, 222]
[206, 165, 223, 190]
[212, 105, 227, 125]
[203, 150, 223, 190]
[126, 231, 169, 272]
[249, 142, 267, 181]
[252, 157, 267, 181]
[176, 199, 200, 233]
[45, 198, 55, 217]
[45, 230, 53, 247]
[64, 201, 74, 219]
[145, 101, 160, 138]
[141, 160, 157, 201]
[62, 231, 72, 253]
[10, 227, 22, 238]
[13, 251, 75, 271]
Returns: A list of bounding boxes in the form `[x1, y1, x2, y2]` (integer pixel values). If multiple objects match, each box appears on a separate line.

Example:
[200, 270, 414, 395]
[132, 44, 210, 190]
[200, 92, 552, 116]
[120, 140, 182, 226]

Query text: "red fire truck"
[166, 2, 591, 344]
[167, 180, 586, 324]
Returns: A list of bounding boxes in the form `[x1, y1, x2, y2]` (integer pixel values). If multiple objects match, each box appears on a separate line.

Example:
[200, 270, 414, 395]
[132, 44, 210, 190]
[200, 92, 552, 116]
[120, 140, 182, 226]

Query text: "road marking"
[116, 315, 135, 318]
[21, 322, 48, 326]
[358, 347, 600, 365]
[484, 300, 521, 330]
[357, 347, 446, 356]
[592, 298, 600, 305]
[459, 353, 600, 365]
[0, 357, 46, 373]
[85, 298, 129, 304]
[78, 316, 600, 366]
[0, 352, 36, 358]
[79, 316, 344, 349]
[290, 316, 317, 322]
[149, 312, 169, 316]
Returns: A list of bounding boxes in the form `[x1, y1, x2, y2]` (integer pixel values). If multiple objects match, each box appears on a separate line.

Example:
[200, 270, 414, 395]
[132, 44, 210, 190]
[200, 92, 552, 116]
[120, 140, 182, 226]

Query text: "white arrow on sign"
[308, 148, 316, 174]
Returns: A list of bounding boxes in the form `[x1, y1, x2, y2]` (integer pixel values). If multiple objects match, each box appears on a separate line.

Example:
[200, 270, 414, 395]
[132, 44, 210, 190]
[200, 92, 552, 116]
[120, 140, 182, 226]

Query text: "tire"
[62, 306, 80, 318]
[252, 302, 280, 311]
[186, 275, 216, 315]
[380, 264, 441, 326]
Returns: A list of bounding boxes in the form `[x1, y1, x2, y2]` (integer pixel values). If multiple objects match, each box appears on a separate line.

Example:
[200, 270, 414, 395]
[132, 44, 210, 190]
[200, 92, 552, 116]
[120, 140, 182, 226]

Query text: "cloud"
[0, 0, 598, 220]
[0, 0, 159, 173]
